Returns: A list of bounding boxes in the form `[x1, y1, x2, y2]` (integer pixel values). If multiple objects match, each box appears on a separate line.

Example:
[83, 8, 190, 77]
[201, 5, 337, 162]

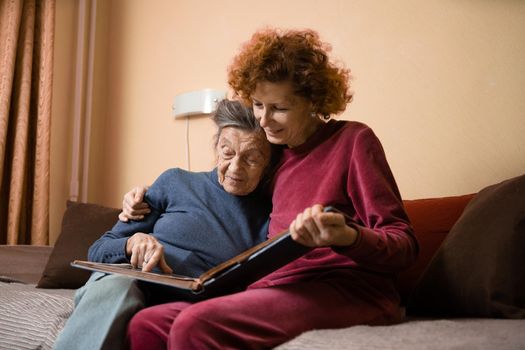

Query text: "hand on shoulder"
[119, 186, 151, 222]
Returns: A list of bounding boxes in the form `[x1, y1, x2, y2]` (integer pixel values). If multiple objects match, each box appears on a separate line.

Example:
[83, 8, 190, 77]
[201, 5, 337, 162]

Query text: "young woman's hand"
[289, 204, 358, 247]
[118, 186, 150, 222]
[125, 232, 173, 273]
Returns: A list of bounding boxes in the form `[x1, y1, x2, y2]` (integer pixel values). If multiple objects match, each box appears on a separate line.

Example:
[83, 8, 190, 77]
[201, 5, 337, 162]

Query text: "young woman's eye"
[252, 101, 263, 108]
[274, 106, 288, 112]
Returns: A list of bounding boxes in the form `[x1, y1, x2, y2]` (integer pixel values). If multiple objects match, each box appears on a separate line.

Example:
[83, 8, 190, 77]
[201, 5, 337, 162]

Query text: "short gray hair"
[212, 99, 262, 146]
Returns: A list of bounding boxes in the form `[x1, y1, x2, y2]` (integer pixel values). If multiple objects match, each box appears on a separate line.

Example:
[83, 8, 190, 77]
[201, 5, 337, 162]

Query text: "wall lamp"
[172, 89, 227, 170]
[172, 88, 226, 118]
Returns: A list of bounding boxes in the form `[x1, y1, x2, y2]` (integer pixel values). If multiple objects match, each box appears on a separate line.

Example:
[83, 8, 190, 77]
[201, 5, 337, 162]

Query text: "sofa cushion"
[408, 174, 525, 318]
[275, 318, 525, 350]
[37, 201, 120, 289]
[0, 282, 75, 349]
[397, 193, 475, 303]
[0, 245, 53, 284]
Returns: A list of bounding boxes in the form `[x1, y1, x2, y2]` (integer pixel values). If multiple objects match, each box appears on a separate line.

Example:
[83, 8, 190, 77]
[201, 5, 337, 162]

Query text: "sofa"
[1, 174, 524, 349]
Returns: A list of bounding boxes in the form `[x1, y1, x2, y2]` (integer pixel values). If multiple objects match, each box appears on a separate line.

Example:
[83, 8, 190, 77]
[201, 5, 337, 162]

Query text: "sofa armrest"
[0, 245, 53, 284]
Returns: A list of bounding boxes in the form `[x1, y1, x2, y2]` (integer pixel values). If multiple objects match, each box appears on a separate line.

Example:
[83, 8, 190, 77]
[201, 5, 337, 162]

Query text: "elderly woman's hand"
[289, 204, 358, 247]
[126, 232, 173, 273]
[118, 186, 151, 222]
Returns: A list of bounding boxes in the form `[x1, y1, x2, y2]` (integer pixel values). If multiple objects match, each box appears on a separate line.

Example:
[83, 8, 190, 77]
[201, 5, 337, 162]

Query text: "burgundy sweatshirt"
[252, 120, 419, 290]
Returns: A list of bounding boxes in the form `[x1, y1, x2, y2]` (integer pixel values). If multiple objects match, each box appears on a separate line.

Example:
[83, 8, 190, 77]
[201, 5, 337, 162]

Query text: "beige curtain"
[0, 0, 55, 245]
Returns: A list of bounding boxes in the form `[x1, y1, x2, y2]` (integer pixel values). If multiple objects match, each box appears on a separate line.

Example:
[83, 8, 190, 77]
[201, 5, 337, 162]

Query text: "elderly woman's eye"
[221, 147, 235, 157]
[245, 155, 262, 165]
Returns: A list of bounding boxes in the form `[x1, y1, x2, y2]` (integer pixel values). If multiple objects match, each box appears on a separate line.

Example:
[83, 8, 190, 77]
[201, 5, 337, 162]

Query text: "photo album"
[72, 206, 341, 299]
[72, 229, 311, 299]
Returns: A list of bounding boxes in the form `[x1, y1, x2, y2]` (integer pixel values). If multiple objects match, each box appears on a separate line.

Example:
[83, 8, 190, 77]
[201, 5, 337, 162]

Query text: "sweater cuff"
[332, 224, 379, 258]
[95, 238, 130, 263]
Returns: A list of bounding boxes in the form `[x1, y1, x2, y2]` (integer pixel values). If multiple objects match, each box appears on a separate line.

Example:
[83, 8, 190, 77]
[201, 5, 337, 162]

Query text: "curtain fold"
[0, 0, 55, 245]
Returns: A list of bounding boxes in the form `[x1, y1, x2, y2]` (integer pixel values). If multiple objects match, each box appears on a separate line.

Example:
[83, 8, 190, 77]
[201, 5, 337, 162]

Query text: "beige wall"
[50, 0, 525, 243]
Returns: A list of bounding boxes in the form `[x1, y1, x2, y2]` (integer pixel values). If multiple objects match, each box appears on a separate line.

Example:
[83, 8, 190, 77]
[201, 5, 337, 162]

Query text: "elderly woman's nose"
[228, 156, 242, 171]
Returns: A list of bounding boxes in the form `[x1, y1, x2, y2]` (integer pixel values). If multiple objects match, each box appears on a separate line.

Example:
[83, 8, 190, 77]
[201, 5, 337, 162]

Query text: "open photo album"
[72, 229, 311, 299]
[72, 206, 343, 299]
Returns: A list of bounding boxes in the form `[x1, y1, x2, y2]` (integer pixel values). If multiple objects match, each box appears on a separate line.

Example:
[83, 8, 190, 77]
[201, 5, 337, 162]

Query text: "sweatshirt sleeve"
[333, 127, 419, 273]
[87, 171, 171, 263]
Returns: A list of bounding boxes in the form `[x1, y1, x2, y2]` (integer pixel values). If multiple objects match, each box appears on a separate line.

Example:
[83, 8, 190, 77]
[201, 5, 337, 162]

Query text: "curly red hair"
[228, 28, 353, 118]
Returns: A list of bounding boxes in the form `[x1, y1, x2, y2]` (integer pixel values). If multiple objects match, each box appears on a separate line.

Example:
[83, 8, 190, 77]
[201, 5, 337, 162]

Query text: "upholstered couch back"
[398, 194, 475, 304]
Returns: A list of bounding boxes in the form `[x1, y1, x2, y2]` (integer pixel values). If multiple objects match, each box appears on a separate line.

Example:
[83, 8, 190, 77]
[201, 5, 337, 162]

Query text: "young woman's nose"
[258, 108, 272, 128]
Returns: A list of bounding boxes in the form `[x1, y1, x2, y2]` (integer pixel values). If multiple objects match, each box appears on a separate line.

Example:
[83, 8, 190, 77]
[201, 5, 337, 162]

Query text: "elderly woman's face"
[217, 127, 271, 196]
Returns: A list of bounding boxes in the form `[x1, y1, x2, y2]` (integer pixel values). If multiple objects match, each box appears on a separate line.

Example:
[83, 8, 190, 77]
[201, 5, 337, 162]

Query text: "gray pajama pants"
[53, 272, 145, 350]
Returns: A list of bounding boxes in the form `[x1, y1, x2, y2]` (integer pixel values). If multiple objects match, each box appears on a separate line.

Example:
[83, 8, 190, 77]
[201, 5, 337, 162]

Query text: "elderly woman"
[53, 99, 274, 350]
[126, 28, 419, 350]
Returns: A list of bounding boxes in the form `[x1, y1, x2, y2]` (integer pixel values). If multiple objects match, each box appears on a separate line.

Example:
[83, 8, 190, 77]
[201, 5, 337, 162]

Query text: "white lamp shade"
[172, 89, 227, 118]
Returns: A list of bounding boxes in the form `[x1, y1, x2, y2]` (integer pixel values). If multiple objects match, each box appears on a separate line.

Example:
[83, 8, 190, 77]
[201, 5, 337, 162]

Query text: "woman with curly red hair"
[228, 28, 352, 119]
[127, 27, 418, 349]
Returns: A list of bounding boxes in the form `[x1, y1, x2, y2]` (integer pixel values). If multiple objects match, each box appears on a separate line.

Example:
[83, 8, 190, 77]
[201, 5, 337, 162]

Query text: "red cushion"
[397, 193, 475, 303]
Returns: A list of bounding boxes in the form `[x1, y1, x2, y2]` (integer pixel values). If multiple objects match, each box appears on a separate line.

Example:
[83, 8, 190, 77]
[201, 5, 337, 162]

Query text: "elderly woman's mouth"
[226, 175, 244, 183]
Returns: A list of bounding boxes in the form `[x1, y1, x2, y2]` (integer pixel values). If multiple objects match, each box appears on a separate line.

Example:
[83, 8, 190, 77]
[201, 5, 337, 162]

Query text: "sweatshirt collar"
[284, 119, 339, 155]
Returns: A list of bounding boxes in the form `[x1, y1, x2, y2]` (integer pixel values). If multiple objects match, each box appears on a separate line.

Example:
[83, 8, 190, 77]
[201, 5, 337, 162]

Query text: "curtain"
[0, 0, 55, 245]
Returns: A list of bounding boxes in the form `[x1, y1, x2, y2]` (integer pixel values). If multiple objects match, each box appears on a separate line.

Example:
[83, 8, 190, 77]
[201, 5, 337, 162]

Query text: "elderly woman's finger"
[158, 256, 173, 274]
[142, 243, 166, 272]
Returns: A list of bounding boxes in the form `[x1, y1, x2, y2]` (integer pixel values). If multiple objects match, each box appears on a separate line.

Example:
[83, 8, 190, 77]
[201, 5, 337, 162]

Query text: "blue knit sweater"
[88, 168, 271, 277]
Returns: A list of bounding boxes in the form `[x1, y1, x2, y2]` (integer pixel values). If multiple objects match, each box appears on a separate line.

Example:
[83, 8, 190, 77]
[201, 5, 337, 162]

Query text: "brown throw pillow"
[37, 201, 120, 289]
[408, 174, 525, 318]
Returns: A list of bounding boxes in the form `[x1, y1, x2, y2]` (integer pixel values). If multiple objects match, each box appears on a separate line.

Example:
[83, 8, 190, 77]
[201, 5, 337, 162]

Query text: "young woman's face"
[216, 127, 271, 196]
[251, 81, 323, 148]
